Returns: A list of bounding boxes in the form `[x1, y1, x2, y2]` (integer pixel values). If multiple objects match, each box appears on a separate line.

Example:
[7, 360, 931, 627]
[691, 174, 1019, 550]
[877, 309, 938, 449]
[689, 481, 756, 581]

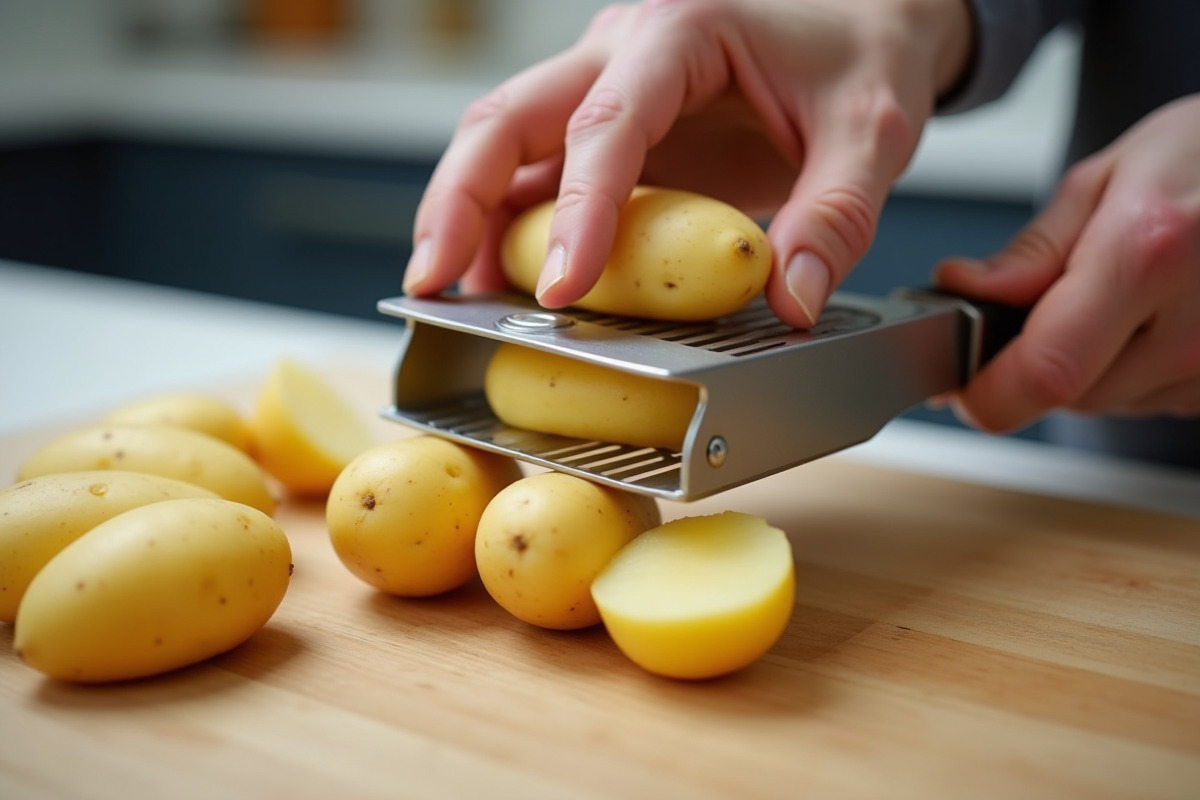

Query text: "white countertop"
[3, 259, 1196, 520]
[0, 24, 1080, 202]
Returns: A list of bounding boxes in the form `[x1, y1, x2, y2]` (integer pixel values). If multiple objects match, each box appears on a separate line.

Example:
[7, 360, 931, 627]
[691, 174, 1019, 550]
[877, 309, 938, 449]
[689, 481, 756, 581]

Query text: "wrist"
[898, 0, 976, 99]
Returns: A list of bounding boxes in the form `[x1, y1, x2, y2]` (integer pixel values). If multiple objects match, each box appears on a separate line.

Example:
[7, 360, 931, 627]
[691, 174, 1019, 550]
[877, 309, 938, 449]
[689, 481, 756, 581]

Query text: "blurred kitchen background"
[0, 1, 1081, 438]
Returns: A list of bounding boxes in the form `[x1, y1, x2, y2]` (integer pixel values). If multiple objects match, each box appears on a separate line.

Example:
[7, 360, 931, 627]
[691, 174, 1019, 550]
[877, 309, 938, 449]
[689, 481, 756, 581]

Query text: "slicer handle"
[896, 288, 1031, 379]
[964, 296, 1031, 369]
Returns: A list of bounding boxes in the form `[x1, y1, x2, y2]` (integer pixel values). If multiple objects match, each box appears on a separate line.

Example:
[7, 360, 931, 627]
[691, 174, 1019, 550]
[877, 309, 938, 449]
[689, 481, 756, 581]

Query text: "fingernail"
[934, 257, 988, 282]
[403, 238, 432, 294]
[535, 243, 567, 304]
[949, 397, 982, 429]
[785, 251, 830, 327]
[925, 391, 953, 410]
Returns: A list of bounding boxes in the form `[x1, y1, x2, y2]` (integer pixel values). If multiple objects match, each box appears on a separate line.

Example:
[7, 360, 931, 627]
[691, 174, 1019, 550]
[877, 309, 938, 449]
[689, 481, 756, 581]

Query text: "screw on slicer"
[706, 436, 728, 468]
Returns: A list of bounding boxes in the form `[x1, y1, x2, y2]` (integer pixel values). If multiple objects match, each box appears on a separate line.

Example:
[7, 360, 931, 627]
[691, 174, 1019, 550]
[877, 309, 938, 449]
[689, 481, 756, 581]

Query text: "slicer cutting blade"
[376, 291, 974, 501]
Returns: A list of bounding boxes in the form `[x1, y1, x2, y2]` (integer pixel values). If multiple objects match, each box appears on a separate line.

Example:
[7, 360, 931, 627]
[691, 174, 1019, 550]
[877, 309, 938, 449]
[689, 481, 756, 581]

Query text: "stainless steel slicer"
[376, 289, 1021, 501]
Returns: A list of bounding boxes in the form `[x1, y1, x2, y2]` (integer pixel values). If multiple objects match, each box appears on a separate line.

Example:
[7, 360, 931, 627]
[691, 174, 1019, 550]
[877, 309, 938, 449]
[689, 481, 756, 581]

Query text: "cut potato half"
[249, 359, 376, 496]
[591, 511, 794, 679]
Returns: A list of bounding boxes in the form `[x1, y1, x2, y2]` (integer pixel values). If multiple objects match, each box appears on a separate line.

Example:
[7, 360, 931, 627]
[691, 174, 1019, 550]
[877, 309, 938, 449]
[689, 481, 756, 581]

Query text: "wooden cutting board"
[1, 368, 1198, 800]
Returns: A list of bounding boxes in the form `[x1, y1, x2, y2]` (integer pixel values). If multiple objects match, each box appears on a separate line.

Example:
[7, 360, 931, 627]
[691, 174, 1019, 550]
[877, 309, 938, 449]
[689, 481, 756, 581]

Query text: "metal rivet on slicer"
[496, 312, 575, 333]
[706, 436, 728, 468]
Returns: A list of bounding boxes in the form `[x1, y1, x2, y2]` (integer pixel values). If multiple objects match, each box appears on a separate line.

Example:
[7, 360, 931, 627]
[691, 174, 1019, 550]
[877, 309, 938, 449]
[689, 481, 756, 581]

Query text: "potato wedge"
[249, 359, 376, 496]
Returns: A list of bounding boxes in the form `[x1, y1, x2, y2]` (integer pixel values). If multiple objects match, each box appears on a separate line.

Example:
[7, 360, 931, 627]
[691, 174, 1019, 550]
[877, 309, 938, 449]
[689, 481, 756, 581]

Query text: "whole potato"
[485, 343, 698, 451]
[0, 471, 218, 622]
[14, 497, 293, 683]
[326, 436, 523, 597]
[501, 186, 771, 321]
[16, 424, 275, 515]
[475, 472, 661, 630]
[105, 392, 251, 452]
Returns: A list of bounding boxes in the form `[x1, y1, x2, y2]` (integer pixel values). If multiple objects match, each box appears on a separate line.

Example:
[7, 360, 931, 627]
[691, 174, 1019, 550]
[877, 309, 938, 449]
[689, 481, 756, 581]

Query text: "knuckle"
[839, 87, 919, 170]
[1005, 224, 1066, 266]
[867, 92, 918, 157]
[1015, 341, 1089, 409]
[1116, 197, 1196, 287]
[566, 86, 631, 141]
[641, 0, 723, 23]
[809, 185, 877, 265]
[1058, 156, 1104, 197]
[587, 3, 632, 32]
[459, 86, 509, 128]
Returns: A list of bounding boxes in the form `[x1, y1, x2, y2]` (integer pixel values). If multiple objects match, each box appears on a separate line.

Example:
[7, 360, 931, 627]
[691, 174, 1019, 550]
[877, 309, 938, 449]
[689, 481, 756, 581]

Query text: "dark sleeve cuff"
[937, 0, 1083, 114]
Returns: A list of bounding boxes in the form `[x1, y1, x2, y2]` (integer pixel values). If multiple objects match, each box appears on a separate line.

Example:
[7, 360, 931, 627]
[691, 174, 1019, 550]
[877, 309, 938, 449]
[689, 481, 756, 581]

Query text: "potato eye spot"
[445, 464, 462, 478]
[361, 493, 376, 510]
[735, 237, 753, 257]
[510, 533, 529, 554]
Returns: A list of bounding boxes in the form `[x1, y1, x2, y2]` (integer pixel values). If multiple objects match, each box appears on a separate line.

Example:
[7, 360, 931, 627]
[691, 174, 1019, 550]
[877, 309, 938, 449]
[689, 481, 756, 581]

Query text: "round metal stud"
[496, 312, 576, 334]
[706, 436, 729, 468]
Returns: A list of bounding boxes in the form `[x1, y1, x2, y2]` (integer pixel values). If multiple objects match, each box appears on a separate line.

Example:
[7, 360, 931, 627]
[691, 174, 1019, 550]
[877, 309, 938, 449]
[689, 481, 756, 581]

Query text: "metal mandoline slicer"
[376, 290, 1025, 502]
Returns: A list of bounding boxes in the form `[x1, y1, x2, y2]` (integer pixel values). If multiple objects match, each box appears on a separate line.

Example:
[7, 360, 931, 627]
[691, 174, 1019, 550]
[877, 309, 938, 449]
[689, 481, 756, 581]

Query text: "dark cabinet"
[0, 138, 430, 320]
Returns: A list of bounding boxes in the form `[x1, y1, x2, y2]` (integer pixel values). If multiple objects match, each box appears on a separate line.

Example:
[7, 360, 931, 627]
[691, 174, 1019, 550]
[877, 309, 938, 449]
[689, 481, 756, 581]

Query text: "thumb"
[934, 160, 1110, 305]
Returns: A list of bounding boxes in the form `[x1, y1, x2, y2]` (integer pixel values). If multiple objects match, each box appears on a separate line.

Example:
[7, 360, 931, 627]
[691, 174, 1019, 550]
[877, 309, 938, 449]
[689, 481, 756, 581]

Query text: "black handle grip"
[961, 295, 1031, 367]
[897, 287, 1031, 376]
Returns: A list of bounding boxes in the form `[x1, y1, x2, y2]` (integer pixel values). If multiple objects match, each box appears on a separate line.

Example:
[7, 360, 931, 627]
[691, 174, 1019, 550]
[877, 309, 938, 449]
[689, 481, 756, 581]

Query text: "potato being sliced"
[249, 359, 376, 496]
[591, 511, 794, 680]
[485, 343, 698, 452]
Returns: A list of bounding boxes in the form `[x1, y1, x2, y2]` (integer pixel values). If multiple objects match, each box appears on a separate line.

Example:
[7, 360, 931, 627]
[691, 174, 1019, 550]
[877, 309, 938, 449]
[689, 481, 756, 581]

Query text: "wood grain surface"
[1, 369, 1198, 800]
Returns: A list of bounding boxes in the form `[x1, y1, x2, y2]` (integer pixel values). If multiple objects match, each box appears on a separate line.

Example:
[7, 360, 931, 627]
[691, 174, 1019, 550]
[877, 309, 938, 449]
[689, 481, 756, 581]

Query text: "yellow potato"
[106, 392, 251, 452]
[16, 425, 275, 515]
[475, 472, 661, 630]
[485, 343, 698, 451]
[501, 186, 772, 321]
[591, 511, 794, 680]
[249, 359, 377, 496]
[326, 436, 523, 597]
[14, 497, 292, 683]
[0, 471, 218, 623]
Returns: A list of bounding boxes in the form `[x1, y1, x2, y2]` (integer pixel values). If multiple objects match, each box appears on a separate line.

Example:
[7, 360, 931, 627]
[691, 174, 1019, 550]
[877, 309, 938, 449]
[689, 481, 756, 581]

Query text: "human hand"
[936, 94, 1200, 431]
[403, 0, 973, 327]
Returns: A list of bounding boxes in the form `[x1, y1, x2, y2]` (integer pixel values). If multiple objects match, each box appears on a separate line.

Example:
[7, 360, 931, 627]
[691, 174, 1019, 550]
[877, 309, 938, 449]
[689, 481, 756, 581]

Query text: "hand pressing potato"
[501, 186, 771, 321]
